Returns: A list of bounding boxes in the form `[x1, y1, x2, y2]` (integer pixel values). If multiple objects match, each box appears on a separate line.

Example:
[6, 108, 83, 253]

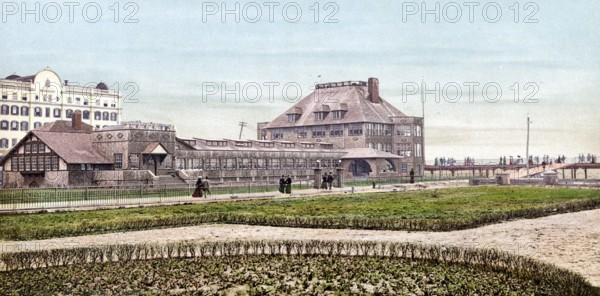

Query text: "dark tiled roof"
[33, 131, 112, 164]
[264, 84, 406, 129]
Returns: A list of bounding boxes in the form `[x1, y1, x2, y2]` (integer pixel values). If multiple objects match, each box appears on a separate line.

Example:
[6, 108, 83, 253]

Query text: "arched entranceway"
[349, 159, 372, 177]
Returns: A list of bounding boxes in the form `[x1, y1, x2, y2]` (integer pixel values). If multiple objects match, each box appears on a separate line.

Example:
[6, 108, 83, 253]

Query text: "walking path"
[1, 207, 599, 286]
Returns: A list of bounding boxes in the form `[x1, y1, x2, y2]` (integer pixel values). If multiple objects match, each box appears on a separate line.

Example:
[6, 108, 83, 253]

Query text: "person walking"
[320, 174, 328, 189]
[192, 177, 203, 198]
[327, 172, 334, 190]
[202, 177, 211, 197]
[288, 175, 293, 193]
[279, 175, 286, 193]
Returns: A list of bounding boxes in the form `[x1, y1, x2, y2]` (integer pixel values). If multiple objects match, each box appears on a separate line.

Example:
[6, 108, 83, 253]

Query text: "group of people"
[577, 153, 597, 164]
[192, 177, 211, 198]
[434, 157, 457, 166]
[320, 172, 335, 190]
[279, 175, 293, 194]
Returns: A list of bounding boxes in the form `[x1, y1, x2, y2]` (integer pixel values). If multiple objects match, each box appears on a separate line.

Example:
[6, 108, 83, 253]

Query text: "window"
[114, 153, 123, 169]
[102, 112, 109, 121]
[397, 125, 411, 136]
[94, 111, 101, 120]
[330, 125, 343, 137]
[206, 141, 227, 146]
[51, 156, 59, 170]
[401, 163, 408, 174]
[365, 123, 386, 136]
[385, 143, 392, 153]
[45, 108, 50, 117]
[20, 121, 28, 131]
[259, 142, 275, 148]
[1, 105, 8, 115]
[45, 156, 52, 170]
[314, 112, 326, 121]
[110, 112, 117, 121]
[332, 110, 345, 119]
[66, 109, 73, 118]
[297, 131, 307, 138]
[20, 106, 28, 116]
[25, 144, 32, 153]
[34, 122, 42, 129]
[0, 138, 8, 148]
[11, 105, 19, 115]
[53, 108, 61, 118]
[84, 99, 89, 106]
[282, 143, 295, 148]
[21, 95, 27, 101]
[348, 124, 363, 136]
[34, 107, 42, 117]
[0, 121, 8, 130]
[415, 143, 422, 157]
[271, 159, 280, 170]
[38, 143, 45, 153]
[312, 126, 326, 138]
[83, 111, 90, 119]
[302, 143, 315, 148]
[287, 114, 298, 123]
[271, 129, 283, 140]
[397, 143, 412, 157]
[415, 125, 422, 137]
[129, 154, 139, 169]
[1, 94, 7, 100]
[10, 121, 18, 130]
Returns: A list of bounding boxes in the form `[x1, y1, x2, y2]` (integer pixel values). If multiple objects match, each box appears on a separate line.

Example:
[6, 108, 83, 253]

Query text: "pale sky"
[1, 0, 598, 160]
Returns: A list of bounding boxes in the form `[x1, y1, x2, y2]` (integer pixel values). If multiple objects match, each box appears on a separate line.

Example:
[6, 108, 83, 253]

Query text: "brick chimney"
[72, 110, 82, 130]
[368, 77, 380, 103]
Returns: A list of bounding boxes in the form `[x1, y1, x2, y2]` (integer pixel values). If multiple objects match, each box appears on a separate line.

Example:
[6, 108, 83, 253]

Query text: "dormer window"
[332, 110, 345, 119]
[287, 114, 300, 123]
[314, 112, 327, 121]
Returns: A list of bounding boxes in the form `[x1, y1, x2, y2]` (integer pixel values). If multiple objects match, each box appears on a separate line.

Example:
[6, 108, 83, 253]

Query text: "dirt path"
[1, 209, 599, 286]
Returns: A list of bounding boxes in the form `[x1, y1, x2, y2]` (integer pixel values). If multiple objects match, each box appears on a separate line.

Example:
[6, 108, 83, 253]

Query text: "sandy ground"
[1, 209, 599, 286]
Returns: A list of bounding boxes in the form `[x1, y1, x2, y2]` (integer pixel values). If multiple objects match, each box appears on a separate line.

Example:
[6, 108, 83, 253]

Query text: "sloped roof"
[340, 148, 402, 159]
[142, 143, 169, 154]
[264, 84, 406, 129]
[33, 131, 112, 164]
[37, 120, 94, 133]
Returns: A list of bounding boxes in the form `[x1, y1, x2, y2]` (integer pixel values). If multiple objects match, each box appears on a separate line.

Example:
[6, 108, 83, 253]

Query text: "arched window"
[53, 108, 61, 118]
[20, 121, 28, 131]
[34, 107, 42, 117]
[20, 106, 28, 116]
[0, 120, 8, 130]
[110, 112, 118, 121]
[83, 110, 90, 119]
[10, 120, 19, 130]
[66, 109, 73, 118]
[102, 112, 109, 121]
[94, 111, 101, 120]
[11, 105, 19, 115]
[1, 105, 8, 115]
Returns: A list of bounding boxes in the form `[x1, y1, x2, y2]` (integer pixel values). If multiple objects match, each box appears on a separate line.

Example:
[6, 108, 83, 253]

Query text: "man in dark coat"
[279, 175, 286, 193]
[326, 172, 334, 190]
[285, 175, 292, 194]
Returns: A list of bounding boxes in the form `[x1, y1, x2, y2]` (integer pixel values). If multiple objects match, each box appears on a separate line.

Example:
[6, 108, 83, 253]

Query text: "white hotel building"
[0, 67, 122, 156]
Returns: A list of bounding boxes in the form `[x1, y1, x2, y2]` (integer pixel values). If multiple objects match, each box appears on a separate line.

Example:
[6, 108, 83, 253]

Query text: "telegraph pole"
[238, 121, 247, 140]
[526, 114, 532, 178]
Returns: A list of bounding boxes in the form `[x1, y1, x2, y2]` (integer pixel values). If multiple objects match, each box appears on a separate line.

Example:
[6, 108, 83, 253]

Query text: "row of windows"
[0, 120, 29, 131]
[2, 92, 118, 107]
[9, 155, 59, 171]
[1, 105, 118, 121]
[396, 125, 422, 137]
[176, 158, 341, 170]
[24, 143, 46, 154]
[396, 143, 422, 158]
[367, 142, 393, 153]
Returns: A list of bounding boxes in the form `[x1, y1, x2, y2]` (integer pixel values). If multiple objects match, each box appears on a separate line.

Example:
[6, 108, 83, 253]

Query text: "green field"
[1, 240, 597, 295]
[1, 186, 600, 240]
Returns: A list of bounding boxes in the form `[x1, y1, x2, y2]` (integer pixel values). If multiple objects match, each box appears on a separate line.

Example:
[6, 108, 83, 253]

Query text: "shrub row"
[3, 197, 600, 240]
[0, 240, 596, 295]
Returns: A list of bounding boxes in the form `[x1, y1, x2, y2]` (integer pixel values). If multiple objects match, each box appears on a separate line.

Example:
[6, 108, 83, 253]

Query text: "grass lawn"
[1, 186, 600, 240]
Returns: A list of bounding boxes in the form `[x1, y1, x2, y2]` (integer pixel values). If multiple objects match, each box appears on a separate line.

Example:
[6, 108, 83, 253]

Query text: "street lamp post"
[526, 114, 532, 178]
